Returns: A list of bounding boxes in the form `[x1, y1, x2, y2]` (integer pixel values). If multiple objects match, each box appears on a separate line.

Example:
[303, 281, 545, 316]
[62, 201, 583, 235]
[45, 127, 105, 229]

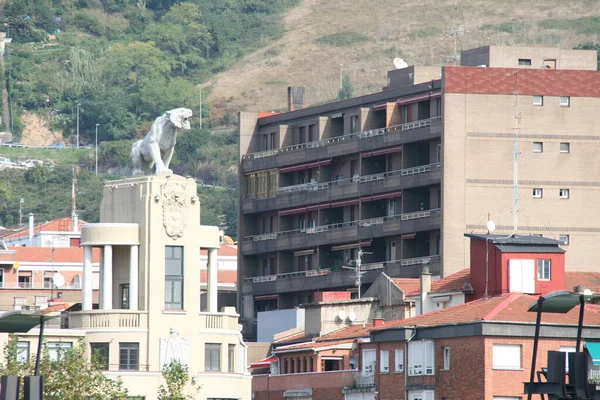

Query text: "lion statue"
[131, 108, 193, 176]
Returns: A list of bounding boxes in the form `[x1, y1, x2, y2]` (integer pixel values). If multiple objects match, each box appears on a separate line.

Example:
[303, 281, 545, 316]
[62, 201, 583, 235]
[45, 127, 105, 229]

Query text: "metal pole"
[512, 72, 520, 234]
[76, 103, 80, 149]
[576, 294, 585, 352]
[356, 249, 362, 299]
[95, 124, 99, 175]
[198, 84, 202, 129]
[34, 315, 44, 376]
[527, 296, 544, 400]
[339, 64, 343, 90]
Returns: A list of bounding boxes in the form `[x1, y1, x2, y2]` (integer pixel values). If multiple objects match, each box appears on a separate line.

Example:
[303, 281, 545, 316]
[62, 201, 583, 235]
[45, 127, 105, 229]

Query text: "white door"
[509, 259, 535, 294]
[521, 259, 535, 293]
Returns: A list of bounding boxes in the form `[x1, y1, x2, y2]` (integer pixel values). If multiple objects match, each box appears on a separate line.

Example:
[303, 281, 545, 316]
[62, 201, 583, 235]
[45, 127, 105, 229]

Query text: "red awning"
[294, 249, 315, 256]
[396, 92, 441, 106]
[372, 103, 388, 111]
[361, 146, 403, 158]
[279, 205, 319, 216]
[331, 241, 371, 251]
[250, 356, 279, 369]
[330, 199, 359, 208]
[255, 294, 278, 301]
[280, 159, 332, 174]
[401, 233, 416, 240]
[362, 191, 402, 202]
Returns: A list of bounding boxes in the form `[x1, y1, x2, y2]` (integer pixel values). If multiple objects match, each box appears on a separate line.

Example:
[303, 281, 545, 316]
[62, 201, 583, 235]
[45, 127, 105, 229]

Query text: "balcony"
[241, 116, 442, 173]
[241, 255, 441, 296]
[242, 163, 441, 214]
[68, 310, 149, 329]
[241, 209, 441, 255]
[342, 372, 376, 394]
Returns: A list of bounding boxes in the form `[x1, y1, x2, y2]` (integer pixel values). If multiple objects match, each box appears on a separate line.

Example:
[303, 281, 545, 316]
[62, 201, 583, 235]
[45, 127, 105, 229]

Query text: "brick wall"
[252, 370, 355, 400]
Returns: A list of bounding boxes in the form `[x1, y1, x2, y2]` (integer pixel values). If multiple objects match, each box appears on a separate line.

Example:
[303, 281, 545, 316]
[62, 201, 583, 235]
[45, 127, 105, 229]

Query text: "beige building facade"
[2, 175, 251, 399]
[238, 45, 599, 340]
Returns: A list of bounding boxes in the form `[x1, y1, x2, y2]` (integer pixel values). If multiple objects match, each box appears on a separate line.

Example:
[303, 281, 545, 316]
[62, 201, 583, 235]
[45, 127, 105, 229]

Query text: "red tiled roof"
[273, 329, 309, 344]
[274, 338, 355, 352]
[200, 270, 237, 284]
[258, 111, 281, 118]
[390, 278, 420, 295]
[406, 269, 471, 296]
[200, 244, 237, 257]
[565, 271, 600, 294]
[317, 323, 373, 342]
[7, 247, 100, 263]
[3, 218, 85, 239]
[372, 292, 600, 331]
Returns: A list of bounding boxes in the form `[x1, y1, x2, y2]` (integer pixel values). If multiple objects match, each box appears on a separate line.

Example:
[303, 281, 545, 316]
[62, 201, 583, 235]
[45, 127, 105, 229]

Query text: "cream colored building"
[2, 175, 251, 399]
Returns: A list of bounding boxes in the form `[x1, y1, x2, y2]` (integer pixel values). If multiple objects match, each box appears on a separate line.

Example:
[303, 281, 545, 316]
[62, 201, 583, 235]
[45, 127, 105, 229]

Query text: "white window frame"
[533, 95, 543, 106]
[533, 188, 543, 198]
[443, 347, 450, 370]
[48, 342, 72, 362]
[408, 390, 435, 400]
[380, 350, 389, 373]
[395, 349, 404, 372]
[408, 340, 434, 376]
[559, 189, 569, 199]
[537, 259, 551, 281]
[492, 344, 521, 370]
[362, 349, 376, 376]
[560, 96, 570, 107]
[560, 346, 576, 371]
[560, 142, 570, 153]
[17, 342, 29, 363]
[533, 142, 543, 152]
[559, 234, 569, 245]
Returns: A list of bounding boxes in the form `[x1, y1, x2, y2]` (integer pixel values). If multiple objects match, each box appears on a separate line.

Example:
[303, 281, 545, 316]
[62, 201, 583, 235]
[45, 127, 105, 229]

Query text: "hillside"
[208, 0, 600, 112]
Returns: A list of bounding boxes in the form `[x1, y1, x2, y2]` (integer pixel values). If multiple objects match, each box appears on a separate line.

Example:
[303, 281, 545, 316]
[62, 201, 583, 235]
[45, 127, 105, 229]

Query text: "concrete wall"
[257, 308, 305, 342]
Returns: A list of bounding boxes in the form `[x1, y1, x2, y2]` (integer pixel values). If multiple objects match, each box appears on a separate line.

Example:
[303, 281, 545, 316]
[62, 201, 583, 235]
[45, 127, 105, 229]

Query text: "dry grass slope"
[206, 0, 600, 112]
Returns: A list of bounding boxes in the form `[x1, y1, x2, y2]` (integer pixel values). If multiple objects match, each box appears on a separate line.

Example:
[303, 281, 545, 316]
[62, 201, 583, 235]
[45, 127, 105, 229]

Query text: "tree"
[338, 74, 354, 100]
[158, 360, 199, 400]
[0, 336, 128, 400]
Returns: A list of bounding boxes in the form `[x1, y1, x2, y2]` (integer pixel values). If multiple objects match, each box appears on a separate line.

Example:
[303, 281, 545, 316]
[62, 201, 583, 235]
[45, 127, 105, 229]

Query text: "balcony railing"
[68, 310, 149, 329]
[243, 116, 442, 160]
[243, 255, 441, 284]
[243, 209, 441, 243]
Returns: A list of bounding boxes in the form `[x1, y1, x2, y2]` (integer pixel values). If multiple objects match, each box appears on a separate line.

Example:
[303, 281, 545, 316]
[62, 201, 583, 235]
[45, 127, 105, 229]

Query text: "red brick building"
[364, 292, 600, 400]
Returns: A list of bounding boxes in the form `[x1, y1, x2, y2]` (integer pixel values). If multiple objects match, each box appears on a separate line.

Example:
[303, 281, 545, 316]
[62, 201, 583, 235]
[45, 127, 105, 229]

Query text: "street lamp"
[76, 103, 80, 149]
[95, 124, 99, 176]
[197, 84, 202, 130]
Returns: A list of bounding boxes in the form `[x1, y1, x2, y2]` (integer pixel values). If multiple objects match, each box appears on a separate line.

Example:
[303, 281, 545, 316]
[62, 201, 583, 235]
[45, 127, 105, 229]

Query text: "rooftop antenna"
[342, 248, 372, 299]
[71, 166, 79, 231]
[485, 214, 496, 299]
[511, 71, 521, 235]
[449, 0, 464, 65]
[18, 198, 24, 225]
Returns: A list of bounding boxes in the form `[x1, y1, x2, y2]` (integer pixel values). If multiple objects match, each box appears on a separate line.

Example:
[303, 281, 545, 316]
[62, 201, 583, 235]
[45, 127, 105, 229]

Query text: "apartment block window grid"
[560, 142, 570, 153]
[559, 234, 569, 245]
[560, 96, 570, 107]
[537, 259, 551, 281]
[48, 342, 72, 362]
[119, 342, 139, 371]
[492, 344, 521, 370]
[559, 189, 570, 199]
[533, 188, 543, 198]
[17, 341, 29, 363]
[205, 343, 221, 371]
[533, 142, 543, 152]
[533, 95, 543, 106]
[408, 340, 434, 376]
[91, 342, 110, 370]
[443, 347, 450, 370]
[228, 344, 235, 372]
[380, 350, 390, 373]
[395, 349, 404, 372]
[165, 246, 184, 310]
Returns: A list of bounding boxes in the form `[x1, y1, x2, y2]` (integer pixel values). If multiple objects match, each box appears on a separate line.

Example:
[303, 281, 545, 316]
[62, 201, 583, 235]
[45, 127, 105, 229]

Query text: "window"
[228, 344, 235, 372]
[408, 390, 435, 400]
[350, 115, 359, 134]
[91, 342, 110, 370]
[395, 349, 404, 372]
[17, 342, 29, 363]
[560, 346, 576, 371]
[362, 349, 376, 376]
[537, 259, 551, 280]
[48, 342, 72, 362]
[408, 340, 434, 376]
[119, 343, 139, 371]
[560, 142, 570, 153]
[13, 297, 25, 310]
[0, 269, 3, 288]
[165, 246, 184, 310]
[492, 344, 521, 370]
[18, 274, 32, 289]
[380, 350, 389, 373]
[121, 284, 130, 309]
[559, 234, 569, 245]
[560, 96, 570, 107]
[205, 343, 221, 371]
[533, 188, 543, 198]
[533, 142, 543, 152]
[43, 276, 54, 289]
[533, 95, 543, 106]
[559, 189, 569, 199]
[443, 347, 450, 370]
[518, 58, 532, 66]
[34, 296, 47, 305]
[436, 143, 441, 163]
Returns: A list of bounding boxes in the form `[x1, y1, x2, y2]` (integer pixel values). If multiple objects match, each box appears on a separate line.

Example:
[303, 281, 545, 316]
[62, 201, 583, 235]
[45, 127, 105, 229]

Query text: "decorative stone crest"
[159, 328, 190, 369]
[162, 188, 188, 239]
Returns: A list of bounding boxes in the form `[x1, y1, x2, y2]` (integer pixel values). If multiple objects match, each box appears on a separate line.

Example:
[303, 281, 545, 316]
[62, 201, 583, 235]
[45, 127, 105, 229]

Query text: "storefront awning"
[586, 343, 600, 366]
[249, 356, 278, 369]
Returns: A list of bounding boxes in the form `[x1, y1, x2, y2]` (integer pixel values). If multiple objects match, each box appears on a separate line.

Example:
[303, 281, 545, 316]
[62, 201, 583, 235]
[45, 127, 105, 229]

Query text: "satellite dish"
[585, 289, 593, 296]
[393, 58, 408, 69]
[348, 311, 357, 322]
[486, 220, 496, 233]
[338, 310, 347, 321]
[52, 272, 65, 288]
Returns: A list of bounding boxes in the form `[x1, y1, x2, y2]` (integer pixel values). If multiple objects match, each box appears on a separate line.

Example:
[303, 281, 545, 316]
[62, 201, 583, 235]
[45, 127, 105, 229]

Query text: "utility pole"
[76, 102, 80, 149]
[18, 198, 24, 225]
[197, 84, 202, 129]
[343, 249, 371, 299]
[71, 166, 78, 223]
[95, 123, 99, 175]
[339, 64, 343, 90]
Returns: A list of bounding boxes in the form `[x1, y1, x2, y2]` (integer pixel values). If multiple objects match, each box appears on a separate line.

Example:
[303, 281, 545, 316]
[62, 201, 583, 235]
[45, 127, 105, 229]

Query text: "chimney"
[373, 309, 385, 327]
[419, 266, 431, 315]
[73, 214, 79, 234]
[287, 87, 305, 112]
[28, 213, 34, 245]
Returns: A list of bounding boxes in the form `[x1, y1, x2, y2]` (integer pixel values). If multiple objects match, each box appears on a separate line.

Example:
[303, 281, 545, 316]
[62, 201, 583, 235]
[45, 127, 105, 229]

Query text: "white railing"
[242, 116, 442, 160]
[400, 255, 441, 266]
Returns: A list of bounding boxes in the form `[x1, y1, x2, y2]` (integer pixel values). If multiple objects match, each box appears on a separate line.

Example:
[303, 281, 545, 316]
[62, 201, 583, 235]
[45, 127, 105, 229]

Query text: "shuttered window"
[408, 340, 434, 376]
[380, 350, 389, 373]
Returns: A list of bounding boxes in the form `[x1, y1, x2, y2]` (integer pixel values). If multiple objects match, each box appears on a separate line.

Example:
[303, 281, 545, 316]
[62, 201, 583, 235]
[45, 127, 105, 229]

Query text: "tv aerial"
[393, 58, 408, 69]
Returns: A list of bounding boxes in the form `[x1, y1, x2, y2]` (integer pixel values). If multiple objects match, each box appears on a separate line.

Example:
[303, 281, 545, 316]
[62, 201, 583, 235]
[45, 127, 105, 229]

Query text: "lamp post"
[197, 84, 202, 130]
[339, 64, 343, 90]
[95, 124, 99, 176]
[76, 103, 80, 149]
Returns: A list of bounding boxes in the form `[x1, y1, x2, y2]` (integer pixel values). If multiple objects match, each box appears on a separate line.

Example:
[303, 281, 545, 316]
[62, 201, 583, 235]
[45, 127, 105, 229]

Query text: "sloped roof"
[390, 278, 420, 295]
[464, 233, 563, 246]
[317, 323, 373, 342]
[406, 269, 471, 296]
[200, 244, 237, 257]
[372, 292, 600, 331]
[4, 247, 100, 264]
[274, 338, 355, 352]
[3, 218, 85, 239]
[566, 271, 600, 294]
[200, 270, 237, 285]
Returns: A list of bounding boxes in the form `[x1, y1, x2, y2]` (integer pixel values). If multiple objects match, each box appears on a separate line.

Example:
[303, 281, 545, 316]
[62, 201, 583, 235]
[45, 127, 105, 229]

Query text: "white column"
[101, 245, 113, 310]
[207, 248, 218, 313]
[129, 245, 139, 310]
[82, 246, 93, 311]
[98, 250, 104, 308]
